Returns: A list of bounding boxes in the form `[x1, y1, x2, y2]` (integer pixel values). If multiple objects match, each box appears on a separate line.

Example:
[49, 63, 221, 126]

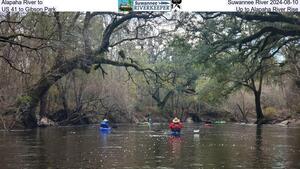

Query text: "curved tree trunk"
[15, 55, 91, 128]
[4, 12, 159, 129]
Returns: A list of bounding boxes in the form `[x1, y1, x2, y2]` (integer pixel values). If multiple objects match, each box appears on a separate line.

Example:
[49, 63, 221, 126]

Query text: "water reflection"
[0, 124, 300, 169]
[99, 130, 109, 147]
[288, 127, 300, 168]
[253, 125, 265, 168]
[168, 136, 183, 160]
[193, 133, 200, 142]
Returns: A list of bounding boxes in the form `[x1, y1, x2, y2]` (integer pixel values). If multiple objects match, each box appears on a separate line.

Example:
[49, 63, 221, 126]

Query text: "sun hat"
[103, 119, 108, 122]
[172, 117, 180, 123]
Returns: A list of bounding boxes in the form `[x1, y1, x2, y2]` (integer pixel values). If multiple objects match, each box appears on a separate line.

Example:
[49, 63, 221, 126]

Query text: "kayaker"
[100, 119, 110, 128]
[169, 117, 183, 132]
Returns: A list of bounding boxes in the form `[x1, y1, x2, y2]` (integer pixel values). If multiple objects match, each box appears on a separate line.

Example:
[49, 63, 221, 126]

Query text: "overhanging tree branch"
[231, 13, 300, 25]
[0, 55, 31, 75]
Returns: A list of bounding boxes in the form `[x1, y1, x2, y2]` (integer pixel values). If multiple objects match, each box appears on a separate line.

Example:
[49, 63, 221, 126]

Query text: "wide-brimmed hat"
[103, 119, 108, 122]
[172, 117, 180, 123]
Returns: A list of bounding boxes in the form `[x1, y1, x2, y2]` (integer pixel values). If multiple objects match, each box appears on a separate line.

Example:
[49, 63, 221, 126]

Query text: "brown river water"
[0, 123, 300, 169]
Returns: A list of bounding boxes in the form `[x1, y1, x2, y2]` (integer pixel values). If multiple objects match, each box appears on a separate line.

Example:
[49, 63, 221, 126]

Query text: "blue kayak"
[170, 131, 181, 136]
[99, 127, 111, 133]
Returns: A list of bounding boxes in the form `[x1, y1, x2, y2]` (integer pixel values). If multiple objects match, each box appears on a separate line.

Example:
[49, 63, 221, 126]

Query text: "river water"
[1, 124, 300, 169]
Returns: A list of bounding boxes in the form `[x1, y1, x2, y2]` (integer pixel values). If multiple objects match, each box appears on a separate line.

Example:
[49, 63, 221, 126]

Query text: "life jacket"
[169, 122, 183, 131]
[100, 121, 109, 128]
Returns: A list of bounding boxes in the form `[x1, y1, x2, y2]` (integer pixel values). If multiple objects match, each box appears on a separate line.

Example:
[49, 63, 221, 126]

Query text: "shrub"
[263, 106, 278, 118]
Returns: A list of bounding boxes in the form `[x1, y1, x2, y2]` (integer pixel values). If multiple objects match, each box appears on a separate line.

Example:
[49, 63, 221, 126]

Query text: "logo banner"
[0, 0, 298, 12]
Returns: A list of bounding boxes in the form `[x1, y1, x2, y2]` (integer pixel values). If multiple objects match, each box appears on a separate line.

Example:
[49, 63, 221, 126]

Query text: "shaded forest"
[0, 12, 299, 129]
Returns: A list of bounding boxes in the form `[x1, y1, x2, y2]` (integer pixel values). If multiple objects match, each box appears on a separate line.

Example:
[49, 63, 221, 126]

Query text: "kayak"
[99, 127, 111, 133]
[170, 131, 181, 137]
[193, 129, 200, 133]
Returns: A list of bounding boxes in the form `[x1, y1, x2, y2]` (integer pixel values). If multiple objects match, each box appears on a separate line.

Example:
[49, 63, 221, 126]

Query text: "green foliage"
[195, 78, 235, 104]
[16, 95, 32, 106]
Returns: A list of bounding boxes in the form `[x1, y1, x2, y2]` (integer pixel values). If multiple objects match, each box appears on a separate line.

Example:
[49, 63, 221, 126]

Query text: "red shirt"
[169, 122, 183, 130]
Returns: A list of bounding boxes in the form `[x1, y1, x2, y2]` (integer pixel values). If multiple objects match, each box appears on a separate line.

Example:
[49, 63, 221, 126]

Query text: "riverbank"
[1, 110, 300, 130]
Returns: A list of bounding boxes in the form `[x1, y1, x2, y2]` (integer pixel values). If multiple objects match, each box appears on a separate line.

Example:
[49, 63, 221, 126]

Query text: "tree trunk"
[236, 103, 249, 123]
[56, 81, 70, 118]
[157, 91, 174, 110]
[61, 94, 69, 116]
[5, 13, 155, 129]
[39, 91, 48, 119]
[151, 88, 174, 110]
[254, 91, 264, 124]
[15, 55, 91, 128]
[17, 101, 39, 129]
